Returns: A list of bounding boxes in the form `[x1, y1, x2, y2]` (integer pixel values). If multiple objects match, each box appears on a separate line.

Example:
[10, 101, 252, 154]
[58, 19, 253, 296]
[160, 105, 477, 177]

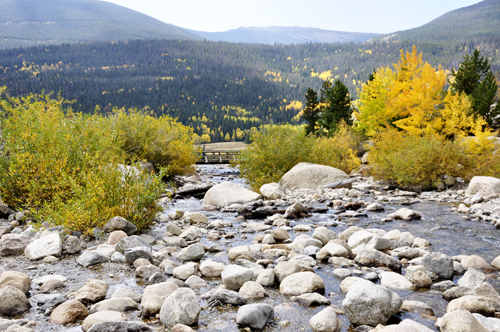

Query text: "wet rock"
[0, 234, 31, 256]
[200, 259, 225, 278]
[290, 235, 322, 250]
[200, 289, 247, 306]
[366, 203, 385, 212]
[348, 230, 390, 254]
[333, 268, 352, 279]
[354, 248, 402, 273]
[317, 242, 349, 261]
[69, 279, 109, 305]
[159, 288, 200, 328]
[110, 252, 126, 263]
[413, 237, 430, 248]
[236, 303, 274, 329]
[32, 274, 67, 285]
[0, 286, 30, 316]
[410, 270, 432, 288]
[260, 183, 285, 200]
[380, 272, 413, 290]
[401, 300, 434, 315]
[436, 310, 488, 332]
[256, 269, 275, 287]
[177, 243, 205, 261]
[474, 282, 500, 298]
[166, 223, 183, 236]
[291, 293, 330, 307]
[124, 246, 153, 265]
[182, 212, 208, 224]
[81, 311, 127, 332]
[491, 255, 500, 270]
[149, 272, 167, 284]
[221, 265, 254, 290]
[87, 321, 156, 332]
[421, 252, 454, 279]
[443, 286, 474, 301]
[4, 324, 33, 332]
[173, 262, 198, 281]
[76, 251, 110, 267]
[457, 269, 487, 289]
[279, 272, 325, 296]
[141, 281, 179, 317]
[202, 182, 261, 207]
[31, 293, 66, 311]
[0, 271, 30, 294]
[115, 236, 150, 254]
[387, 208, 422, 221]
[24, 233, 62, 260]
[431, 280, 457, 291]
[239, 281, 267, 300]
[49, 299, 89, 325]
[163, 236, 188, 248]
[110, 288, 142, 303]
[342, 279, 402, 327]
[103, 216, 137, 236]
[274, 262, 302, 283]
[136, 265, 161, 279]
[90, 297, 138, 312]
[465, 176, 500, 197]
[472, 314, 500, 332]
[271, 228, 290, 242]
[454, 261, 466, 275]
[447, 295, 495, 316]
[172, 324, 195, 332]
[107, 231, 127, 246]
[312, 227, 336, 246]
[290, 255, 317, 268]
[461, 255, 495, 273]
[309, 306, 342, 332]
[279, 163, 350, 189]
[39, 279, 64, 293]
[184, 275, 207, 288]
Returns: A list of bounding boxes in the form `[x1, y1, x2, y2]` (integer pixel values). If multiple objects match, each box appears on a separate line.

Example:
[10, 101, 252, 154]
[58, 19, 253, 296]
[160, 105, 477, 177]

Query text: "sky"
[102, 0, 483, 34]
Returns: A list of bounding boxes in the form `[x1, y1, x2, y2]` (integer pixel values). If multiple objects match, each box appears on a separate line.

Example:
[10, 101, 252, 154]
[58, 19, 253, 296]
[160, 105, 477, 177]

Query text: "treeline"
[0, 38, 499, 141]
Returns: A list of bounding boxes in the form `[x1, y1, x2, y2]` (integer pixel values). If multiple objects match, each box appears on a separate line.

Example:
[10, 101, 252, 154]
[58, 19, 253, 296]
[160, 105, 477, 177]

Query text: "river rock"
[354, 247, 402, 273]
[185, 275, 207, 288]
[421, 252, 454, 278]
[49, 299, 89, 325]
[141, 281, 179, 317]
[107, 231, 127, 246]
[200, 259, 225, 278]
[274, 261, 302, 283]
[0, 286, 30, 316]
[348, 230, 390, 254]
[316, 242, 349, 261]
[39, 279, 64, 293]
[271, 227, 290, 242]
[465, 176, 500, 197]
[61, 235, 82, 254]
[76, 251, 110, 267]
[411, 270, 432, 288]
[472, 314, 500, 332]
[69, 279, 109, 304]
[124, 246, 153, 265]
[443, 286, 473, 301]
[221, 265, 254, 290]
[457, 269, 487, 289]
[110, 288, 142, 303]
[236, 303, 274, 329]
[3, 324, 33, 332]
[260, 183, 285, 200]
[115, 236, 150, 254]
[24, 233, 62, 260]
[312, 227, 336, 246]
[380, 272, 413, 290]
[256, 269, 275, 287]
[342, 279, 402, 327]
[81, 311, 127, 332]
[136, 265, 161, 279]
[447, 295, 495, 316]
[90, 297, 138, 312]
[461, 255, 495, 273]
[103, 216, 137, 235]
[173, 262, 198, 280]
[177, 243, 205, 261]
[172, 324, 195, 332]
[387, 208, 422, 221]
[0, 272, 30, 294]
[292, 293, 331, 307]
[182, 212, 208, 224]
[492, 255, 500, 270]
[239, 281, 267, 300]
[0, 234, 31, 256]
[366, 203, 385, 212]
[401, 300, 434, 315]
[202, 182, 261, 207]
[200, 288, 247, 306]
[436, 310, 488, 332]
[159, 288, 200, 328]
[279, 163, 350, 189]
[279, 272, 325, 296]
[309, 306, 342, 332]
[87, 321, 156, 332]
[178, 226, 203, 241]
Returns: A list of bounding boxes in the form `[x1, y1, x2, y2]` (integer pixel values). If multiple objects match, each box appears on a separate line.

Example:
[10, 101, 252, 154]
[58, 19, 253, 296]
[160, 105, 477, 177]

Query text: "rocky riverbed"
[0, 163, 500, 332]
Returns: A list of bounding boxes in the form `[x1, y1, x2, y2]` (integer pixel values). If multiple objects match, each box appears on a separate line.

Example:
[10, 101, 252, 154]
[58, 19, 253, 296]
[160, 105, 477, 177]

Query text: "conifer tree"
[318, 79, 352, 135]
[301, 88, 320, 135]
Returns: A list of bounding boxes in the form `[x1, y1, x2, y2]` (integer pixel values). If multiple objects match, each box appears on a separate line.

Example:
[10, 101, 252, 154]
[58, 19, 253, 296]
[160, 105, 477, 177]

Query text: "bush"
[0, 89, 166, 233]
[236, 124, 361, 191]
[108, 108, 199, 177]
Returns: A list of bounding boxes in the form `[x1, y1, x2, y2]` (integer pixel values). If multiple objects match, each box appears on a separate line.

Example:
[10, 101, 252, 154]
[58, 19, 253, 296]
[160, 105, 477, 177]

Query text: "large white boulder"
[24, 233, 62, 260]
[279, 163, 350, 189]
[202, 182, 261, 207]
[466, 176, 500, 197]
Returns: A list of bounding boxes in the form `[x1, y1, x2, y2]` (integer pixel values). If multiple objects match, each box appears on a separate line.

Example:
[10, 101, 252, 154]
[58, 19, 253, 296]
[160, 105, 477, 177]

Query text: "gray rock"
[0, 271, 31, 294]
[110, 288, 142, 303]
[200, 289, 247, 306]
[62, 235, 83, 254]
[115, 236, 150, 254]
[256, 269, 275, 287]
[342, 279, 402, 327]
[237, 303, 274, 329]
[202, 182, 261, 207]
[465, 176, 500, 197]
[200, 260, 225, 278]
[184, 275, 207, 288]
[87, 321, 156, 332]
[81, 311, 127, 332]
[312, 227, 336, 246]
[141, 281, 179, 317]
[292, 293, 331, 307]
[221, 265, 254, 290]
[279, 272, 325, 296]
[472, 313, 500, 332]
[110, 252, 126, 263]
[260, 183, 285, 200]
[387, 208, 422, 221]
[177, 243, 205, 261]
[24, 233, 62, 260]
[431, 280, 457, 291]
[447, 295, 495, 316]
[354, 248, 401, 273]
[0, 286, 30, 316]
[309, 306, 342, 332]
[49, 299, 89, 325]
[435, 310, 488, 332]
[69, 279, 109, 305]
[159, 288, 200, 328]
[421, 252, 454, 279]
[89, 297, 138, 312]
[148, 272, 168, 284]
[136, 265, 162, 279]
[124, 246, 153, 265]
[279, 163, 350, 189]
[103, 216, 137, 236]
[239, 281, 267, 300]
[457, 269, 487, 289]
[76, 251, 110, 267]
[401, 300, 434, 315]
[173, 262, 198, 281]
[443, 286, 473, 301]
[0, 234, 31, 256]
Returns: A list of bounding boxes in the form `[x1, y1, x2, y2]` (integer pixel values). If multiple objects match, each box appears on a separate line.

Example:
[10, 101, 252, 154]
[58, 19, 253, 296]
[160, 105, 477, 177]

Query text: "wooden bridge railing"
[197, 150, 241, 164]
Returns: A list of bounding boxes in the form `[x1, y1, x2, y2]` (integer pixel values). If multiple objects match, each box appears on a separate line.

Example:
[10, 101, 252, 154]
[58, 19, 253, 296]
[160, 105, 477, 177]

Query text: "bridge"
[197, 150, 241, 164]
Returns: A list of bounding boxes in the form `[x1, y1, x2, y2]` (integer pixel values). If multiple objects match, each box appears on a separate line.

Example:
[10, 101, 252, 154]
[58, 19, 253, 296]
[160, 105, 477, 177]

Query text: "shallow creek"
[2, 164, 500, 332]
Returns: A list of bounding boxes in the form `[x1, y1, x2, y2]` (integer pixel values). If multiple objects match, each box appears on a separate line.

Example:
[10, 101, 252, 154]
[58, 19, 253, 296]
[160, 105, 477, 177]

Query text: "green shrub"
[108, 108, 199, 177]
[0, 88, 166, 233]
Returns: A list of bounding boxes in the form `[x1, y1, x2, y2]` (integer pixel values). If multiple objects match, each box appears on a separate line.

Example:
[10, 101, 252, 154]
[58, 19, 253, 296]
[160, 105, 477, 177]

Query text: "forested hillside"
[0, 38, 499, 141]
[378, 0, 500, 42]
[0, 0, 200, 49]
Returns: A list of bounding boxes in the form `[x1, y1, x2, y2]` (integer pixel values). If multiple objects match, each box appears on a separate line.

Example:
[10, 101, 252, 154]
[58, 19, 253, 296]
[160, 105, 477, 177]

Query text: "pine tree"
[318, 79, 352, 135]
[301, 88, 320, 135]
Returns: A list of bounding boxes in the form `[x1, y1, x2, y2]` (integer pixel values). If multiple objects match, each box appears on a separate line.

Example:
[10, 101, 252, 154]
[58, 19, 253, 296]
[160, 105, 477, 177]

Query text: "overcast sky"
[103, 0, 482, 33]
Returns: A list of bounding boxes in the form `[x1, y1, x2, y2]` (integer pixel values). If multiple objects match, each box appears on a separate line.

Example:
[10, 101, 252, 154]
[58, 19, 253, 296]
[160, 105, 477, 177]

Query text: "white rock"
[202, 182, 261, 207]
[24, 233, 62, 260]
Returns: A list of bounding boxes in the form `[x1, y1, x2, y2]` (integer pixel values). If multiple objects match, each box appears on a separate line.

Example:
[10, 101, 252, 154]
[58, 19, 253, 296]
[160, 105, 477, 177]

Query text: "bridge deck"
[197, 150, 241, 164]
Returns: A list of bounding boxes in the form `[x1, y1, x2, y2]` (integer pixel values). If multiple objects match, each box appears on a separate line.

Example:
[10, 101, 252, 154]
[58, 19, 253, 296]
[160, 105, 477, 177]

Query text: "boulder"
[115, 236, 150, 255]
[172, 325, 195, 332]
[177, 243, 205, 261]
[89, 298, 138, 312]
[260, 183, 285, 200]
[465, 176, 500, 197]
[182, 212, 208, 224]
[136, 265, 161, 279]
[421, 252, 454, 279]
[202, 182, 261, 207]
[380, 272, 413, 290]
[184, 276, 207, 289]
[401, 301, 434, 316]
[316, 242, 349, 261]
[279, 163, 350, 189]
[49, 299, 89, 325]
[87, 321, 156, 332]
[103, 216, 137, 235]
[312, 227, 336, 246]
[435, 310, 488, 332]
[110, 288, 142, 303]
[236, 303, 274, 329]
[348, 230, 390, 254]
[271, 228, 290, 242]
[279, 272, 325, 296]
[141, 281, 179, 317]
[200, 289, 247, 306]
[0, 286, 30, 316]
[221, 265, 254, 290]
[461, 255, 495, 273]
[173, 262, 198, 281]
[62, 235, 83, 254]
[354, 248, 402, 273]
[256, 269, 275, 287]
[239, 281, 267, 300]
[24, 233, 62, 260]
[0, 234, 31, 256]
[107, 231, 127, 246]
[159, 288, 200, 328]
[410, 271, 432, 288]
[124, 246, 153, 265]
[342, 279, 402, 327]
[492, 255, 500, 270]
[0, 272, 31, 294]
[309, 306, 342, 332]
[472, 314, 500, 332]
[274, 261, 302, 283]
[387, 208, 422, 221]
[447, 295, 495, 316]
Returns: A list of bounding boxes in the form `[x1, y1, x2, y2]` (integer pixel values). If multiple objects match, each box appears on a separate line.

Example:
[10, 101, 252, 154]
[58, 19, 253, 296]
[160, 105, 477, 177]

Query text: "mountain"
[376, 0, 500, 42]
[190, 26, 381, 44]
[0, 0, 201, 49]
